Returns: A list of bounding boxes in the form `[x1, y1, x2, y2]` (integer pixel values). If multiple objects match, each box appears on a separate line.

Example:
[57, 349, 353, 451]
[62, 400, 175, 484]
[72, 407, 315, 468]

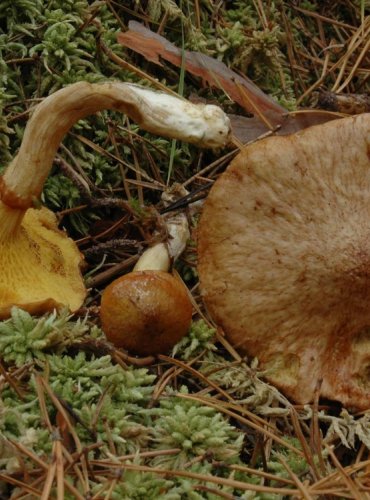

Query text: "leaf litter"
[0, 1, 370, 498]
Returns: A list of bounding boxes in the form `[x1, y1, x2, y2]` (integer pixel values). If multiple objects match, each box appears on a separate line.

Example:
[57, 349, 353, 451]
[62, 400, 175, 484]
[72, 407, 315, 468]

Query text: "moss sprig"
[172, 319, 217, 360]
[0, 307, 98, 366]
[148, 387, 243, 469]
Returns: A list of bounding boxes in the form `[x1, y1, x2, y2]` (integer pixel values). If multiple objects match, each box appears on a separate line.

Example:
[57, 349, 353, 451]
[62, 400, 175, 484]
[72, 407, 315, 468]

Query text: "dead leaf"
[117, 22, 345, 143]
[118, 21, 286, 126]
[229, 110, 343, 144]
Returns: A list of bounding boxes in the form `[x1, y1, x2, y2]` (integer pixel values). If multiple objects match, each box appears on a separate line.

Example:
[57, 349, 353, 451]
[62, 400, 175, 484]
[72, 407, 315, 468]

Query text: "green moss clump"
[0, 307, 98, 366]
[172, 319, 216, 360]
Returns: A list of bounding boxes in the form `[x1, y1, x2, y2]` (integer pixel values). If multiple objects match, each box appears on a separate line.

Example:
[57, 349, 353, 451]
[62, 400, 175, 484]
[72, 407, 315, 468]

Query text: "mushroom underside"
[0, 205, 85, 318]
[198, 113, 370, 410]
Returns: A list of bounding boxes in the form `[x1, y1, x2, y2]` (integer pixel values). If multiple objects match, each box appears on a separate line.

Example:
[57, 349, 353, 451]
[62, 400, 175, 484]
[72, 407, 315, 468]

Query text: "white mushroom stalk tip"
[134, 185, 192, 272]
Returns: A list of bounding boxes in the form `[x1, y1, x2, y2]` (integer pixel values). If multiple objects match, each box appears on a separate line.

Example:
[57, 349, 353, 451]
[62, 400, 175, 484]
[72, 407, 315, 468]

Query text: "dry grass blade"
[99, 38, 180, 97]
[331, 18, 370, 92]
[90, 460, 301, 495]
[196, 393, 282, 432]
[8, 439, 85, 500]
[37, 376, 91, 496]
[72, 133, 162, 186]
[325, 445, 364, 500]
[227, 463, 295, 486]
[336, 35, 370, 92]
[116, 448, 182, 461]
[277, 454, 313, 500]
[37, 376, 81, 453]
[158, 353, 235, 402]
[310, 382, 327, 476]
[291, 5, 356, 30]
[55, 436, 65, 500]
[150, 351, 206, 405]
[84, 254, 139, 288]
[290, 408, 321, 481]
[310, 458, 370, 491]
[181, 149, 238, 188]
[40, 443, 57, 500]
[234, 81, 276, 131]
[9, 439, 48, 470]
[194, 485, 235, 499]
[293, 9, 369, 105]
[62, 448, 93, 500]
[0, 473, 42, 496]
[104, 477, 118, 499]
[34, 374, 53, 432]
[0, 360, 25, 399]
[157, 352, 285, 432]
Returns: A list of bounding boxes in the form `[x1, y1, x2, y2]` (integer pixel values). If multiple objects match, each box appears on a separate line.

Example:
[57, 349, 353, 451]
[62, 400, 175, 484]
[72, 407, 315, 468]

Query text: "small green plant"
[0, 307, 98, 366]
[149, 386, 244, 468]
[172, 319, 216, 360]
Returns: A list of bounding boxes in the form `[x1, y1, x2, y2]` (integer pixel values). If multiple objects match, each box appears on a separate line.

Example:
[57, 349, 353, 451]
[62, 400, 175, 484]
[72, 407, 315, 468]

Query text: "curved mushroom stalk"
[2, 81, 231, 209]
[0, 81, 231, 318]
[198, 113, 370, 410]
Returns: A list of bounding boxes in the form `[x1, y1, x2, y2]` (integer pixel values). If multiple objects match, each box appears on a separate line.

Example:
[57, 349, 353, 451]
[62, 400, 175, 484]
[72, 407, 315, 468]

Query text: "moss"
[148, 386, 243, 468]
[172, 319, 216, 360]
[0, 0, 178, 233]
[0, 310, 247, 494]
[0, 307, 99, 366]
[91, 467, 178, 499]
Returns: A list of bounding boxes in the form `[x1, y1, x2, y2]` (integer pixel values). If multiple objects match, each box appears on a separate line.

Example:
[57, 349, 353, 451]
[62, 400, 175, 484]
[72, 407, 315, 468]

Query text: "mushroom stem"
[0, 205, 24, 238]
[100, 186, 194, 355]
[133, 244, 170, 272]
[0, 81, 231, 210]
[134, 186, 191, 272]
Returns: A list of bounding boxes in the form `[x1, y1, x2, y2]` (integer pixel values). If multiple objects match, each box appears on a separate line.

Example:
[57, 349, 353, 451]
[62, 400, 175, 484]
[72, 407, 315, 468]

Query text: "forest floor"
[0, 1, 370, 498]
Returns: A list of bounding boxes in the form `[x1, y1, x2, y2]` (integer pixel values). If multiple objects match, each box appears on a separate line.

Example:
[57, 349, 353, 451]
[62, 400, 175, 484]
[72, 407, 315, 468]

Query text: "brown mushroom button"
[100, 271, 192, 356]
[198, 113, 370, 410]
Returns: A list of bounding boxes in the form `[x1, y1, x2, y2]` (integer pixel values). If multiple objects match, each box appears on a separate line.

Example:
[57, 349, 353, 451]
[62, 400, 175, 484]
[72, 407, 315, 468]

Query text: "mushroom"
[100, 271, 192, 356]
[0, 81, 230, 319]
[100, 186, 193, 355]
[198, 113, 370, 410]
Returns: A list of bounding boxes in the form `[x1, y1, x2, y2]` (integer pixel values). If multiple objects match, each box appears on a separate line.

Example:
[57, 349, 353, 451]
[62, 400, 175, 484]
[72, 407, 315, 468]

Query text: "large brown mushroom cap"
[198, 113, 370, 410]
[0, 206, 85, 319]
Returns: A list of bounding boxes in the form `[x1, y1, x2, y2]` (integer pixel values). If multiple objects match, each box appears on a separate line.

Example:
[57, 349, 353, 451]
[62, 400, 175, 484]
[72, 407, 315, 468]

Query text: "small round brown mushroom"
[198, 113, 370, 410]
[100, 186, 194, 355]
[100, 271, 192, 355]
